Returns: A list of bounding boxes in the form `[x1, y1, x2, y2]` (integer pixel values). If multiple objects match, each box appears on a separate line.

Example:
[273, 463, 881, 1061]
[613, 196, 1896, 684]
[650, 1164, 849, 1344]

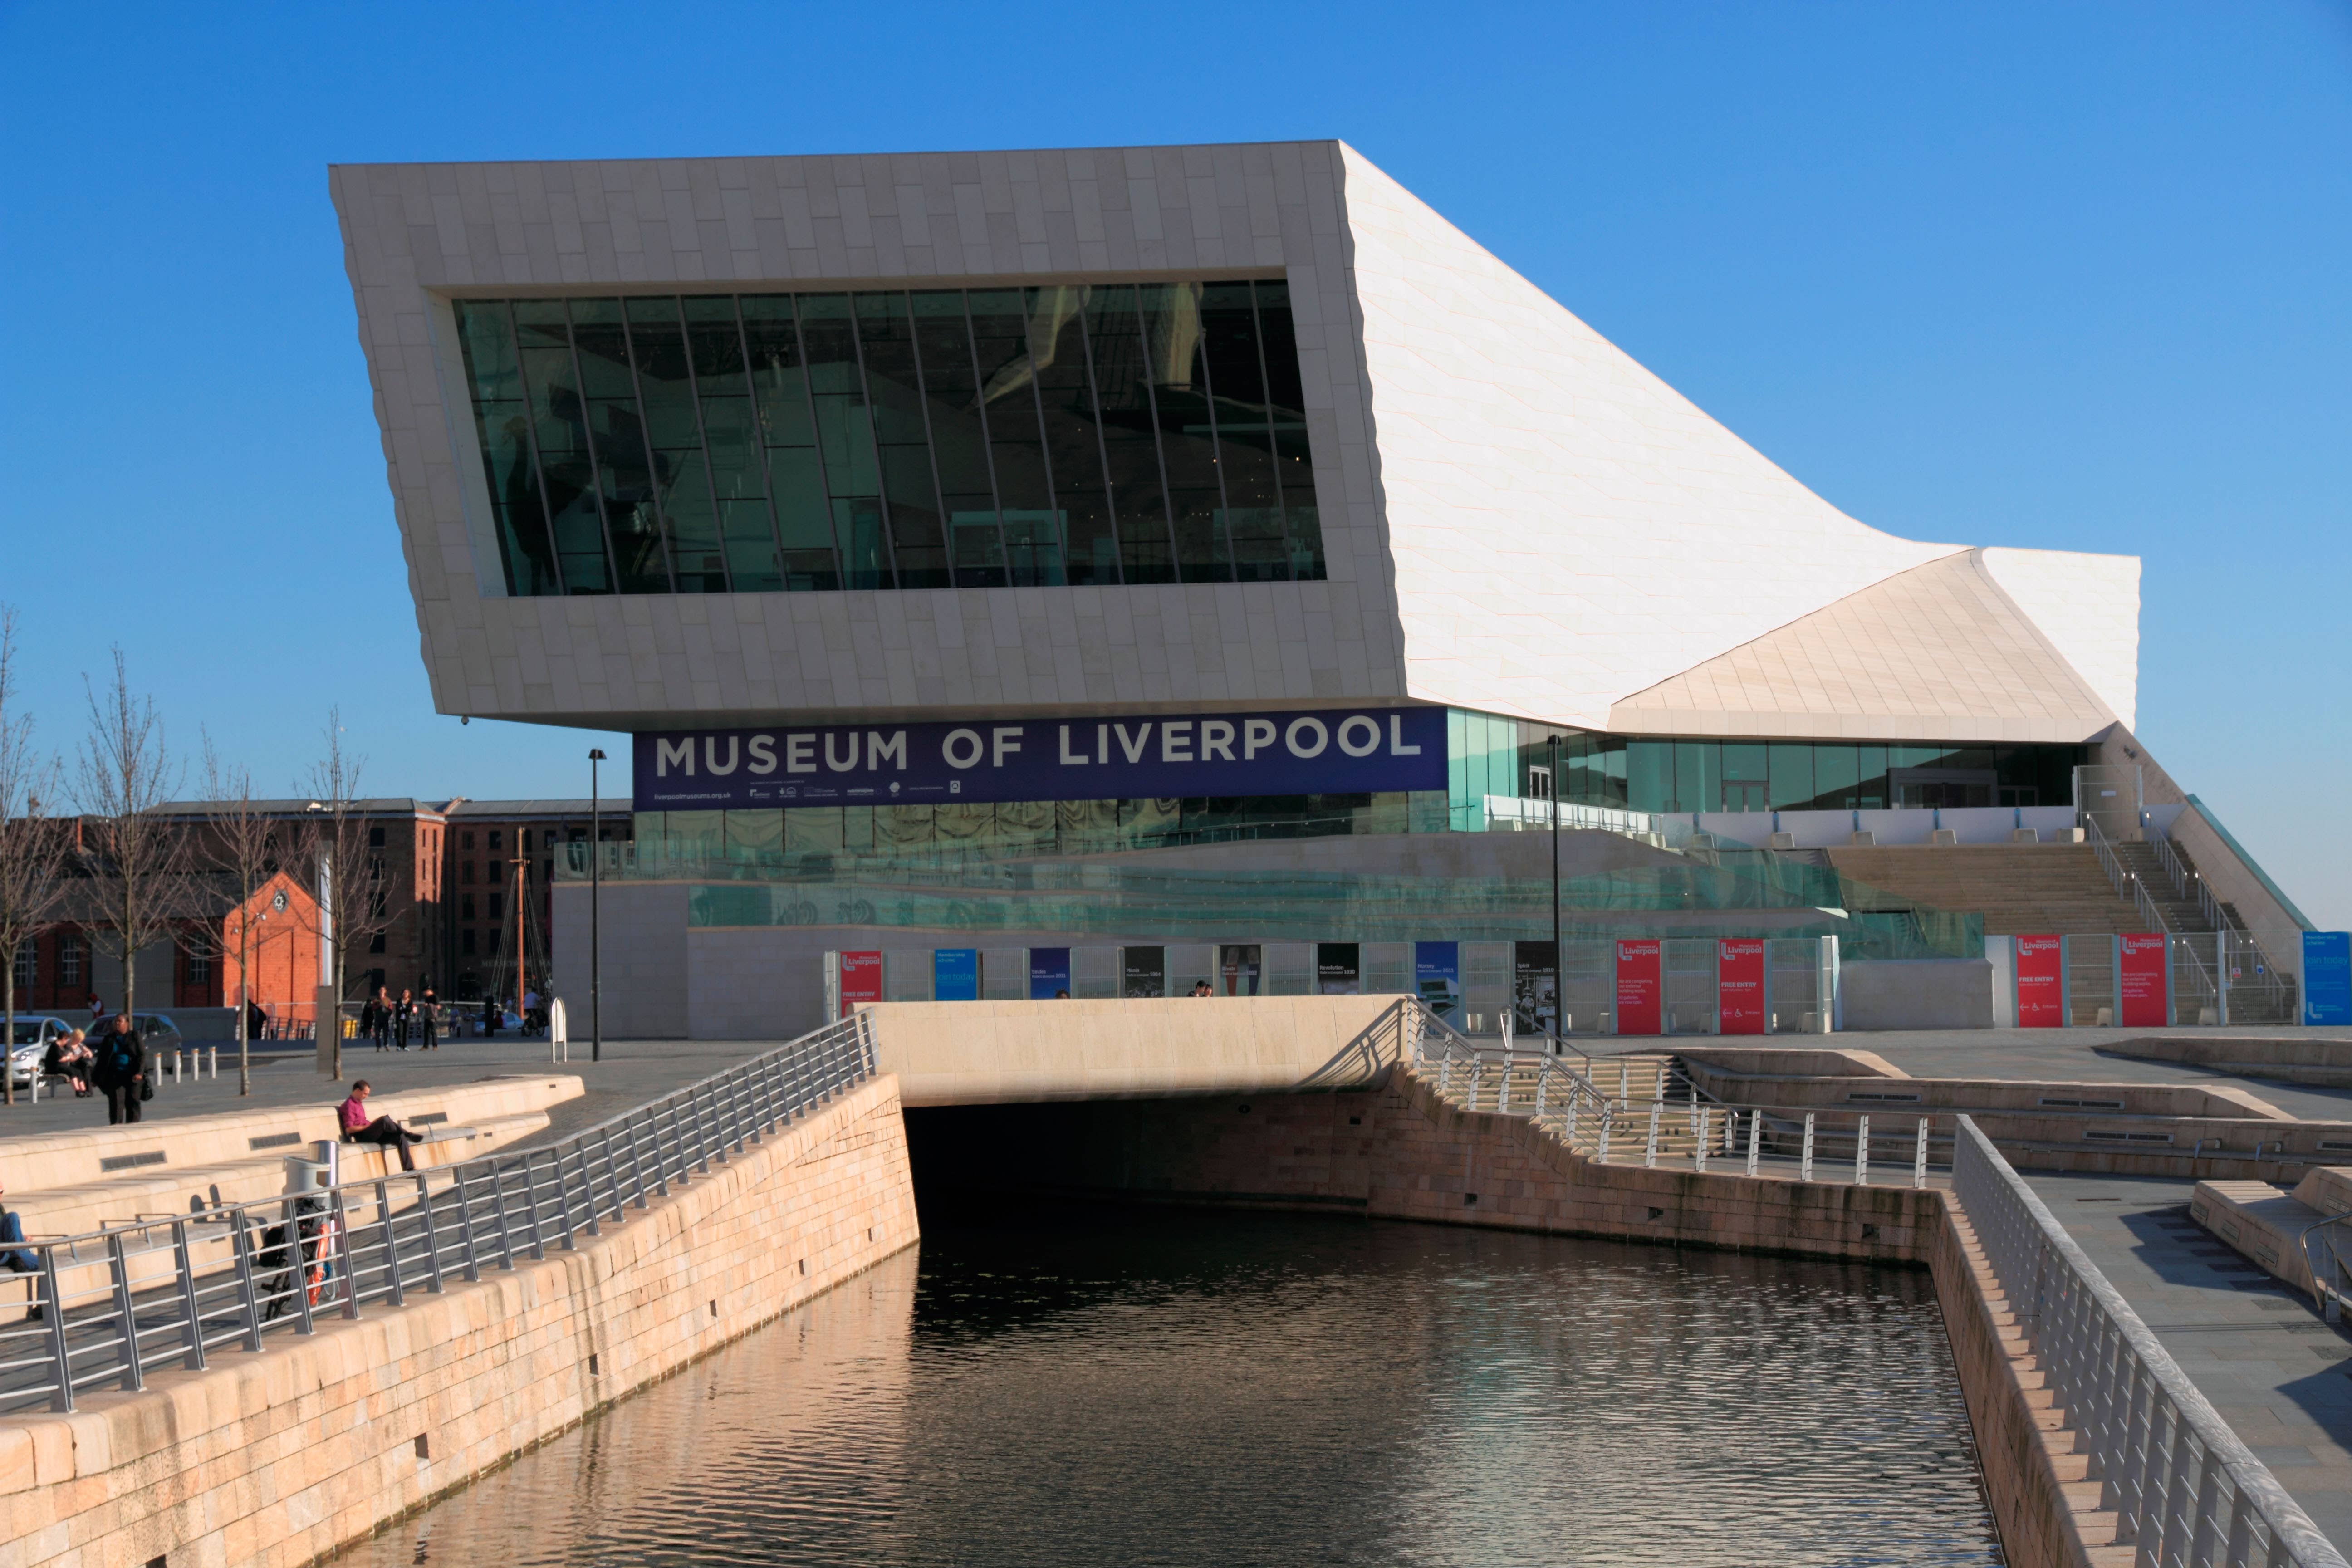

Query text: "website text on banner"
[1616, 940, 1663, 1036]
[2015, 935, 2063, 1029]
[2119, 934, 2168, 1028]
[1719, 939, 1765, 1035]
[633, 706, 1450, 809]
[2308, 933, 2352, 1028]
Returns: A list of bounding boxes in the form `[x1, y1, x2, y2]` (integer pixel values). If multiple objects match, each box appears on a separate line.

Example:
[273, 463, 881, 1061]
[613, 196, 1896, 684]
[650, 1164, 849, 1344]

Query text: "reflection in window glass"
[798, 295, 893, 589]
[909, 291, 1003, 589]
[452, 301, 565, 595]
[1027, 286, 1113, 586]
[626, 297, 728, 592]
[740, 295, 840, 591]
[968, 289, 1060, 587]
[566, 299, 672, 593]
[449, 280, 1319, 596]
[855, 293, 949, 589]
[1086, 284, 1173, 585]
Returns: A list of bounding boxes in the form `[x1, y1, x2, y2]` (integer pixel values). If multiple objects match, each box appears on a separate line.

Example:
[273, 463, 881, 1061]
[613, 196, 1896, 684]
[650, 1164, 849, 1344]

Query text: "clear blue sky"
[2, 3, 2345, 926]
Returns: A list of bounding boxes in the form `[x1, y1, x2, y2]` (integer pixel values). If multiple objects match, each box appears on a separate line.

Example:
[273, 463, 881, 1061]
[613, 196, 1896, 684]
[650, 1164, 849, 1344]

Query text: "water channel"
[340, 1205, 2003, 1566]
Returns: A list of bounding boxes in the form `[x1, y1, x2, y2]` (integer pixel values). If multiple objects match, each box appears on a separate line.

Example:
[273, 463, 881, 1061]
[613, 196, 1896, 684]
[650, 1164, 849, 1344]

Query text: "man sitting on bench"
[338, 1080, 426, 1172]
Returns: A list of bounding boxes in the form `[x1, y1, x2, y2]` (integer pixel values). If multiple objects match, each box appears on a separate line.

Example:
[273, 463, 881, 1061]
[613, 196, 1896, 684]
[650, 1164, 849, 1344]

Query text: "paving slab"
[2026, 1168, 2352, 1554]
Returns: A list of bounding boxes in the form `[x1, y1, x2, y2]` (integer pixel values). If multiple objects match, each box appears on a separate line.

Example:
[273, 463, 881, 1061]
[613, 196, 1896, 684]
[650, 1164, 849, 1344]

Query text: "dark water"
[342, 1207, 2002, 1567]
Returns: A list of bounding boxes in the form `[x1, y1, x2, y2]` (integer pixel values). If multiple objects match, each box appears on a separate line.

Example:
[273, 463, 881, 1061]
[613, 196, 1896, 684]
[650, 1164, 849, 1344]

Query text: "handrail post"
[1746, 1109, 1762, 1177]
[1855, 1114, 1871, 1186]
[407, 1173, 446, 1295]
[1914, 1118, 1930, 1190]
[106, 1232, 145, 1392]
[1801, 1113, 1816, 1182]
[602, 1127, 627, 1223]
[521, 1153, 549, 1260]
[550, 1147, 579, 1249]
[452, 1166, 483, 1284]
[329, 1186, 361, 1318]
[228, 1211, 265, 1352]
[1644, 1101, 1661, 1168]
[489, 1160, 518, 1271]
[171, 1220, 207, 1371]
[288, 1203, 318, 1337]
[38, 1247, 74, 1411]
[1693, 1105, 1710, 1174]
[376, 1180, 404, 1306]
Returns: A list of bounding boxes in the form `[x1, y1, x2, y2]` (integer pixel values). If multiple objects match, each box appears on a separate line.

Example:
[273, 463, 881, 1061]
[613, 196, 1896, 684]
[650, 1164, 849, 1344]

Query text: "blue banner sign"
[2307, 932, 2351, 1027]
[1415, 941, 1460, 1021]
[933, 948, 978, 1002]
[634, 706, 1448, 810]
[1029, 948, 1071, 1000]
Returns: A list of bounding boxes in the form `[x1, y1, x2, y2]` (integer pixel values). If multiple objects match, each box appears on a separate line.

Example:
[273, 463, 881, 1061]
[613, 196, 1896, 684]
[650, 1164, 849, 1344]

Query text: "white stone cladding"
[332, 139, 2138, 744]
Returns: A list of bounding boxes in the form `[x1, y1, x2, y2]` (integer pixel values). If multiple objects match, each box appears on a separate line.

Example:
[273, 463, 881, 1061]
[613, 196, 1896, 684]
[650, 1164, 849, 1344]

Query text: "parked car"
[132, 1014, 185, 1055]
[6, 1016, 78, 1089]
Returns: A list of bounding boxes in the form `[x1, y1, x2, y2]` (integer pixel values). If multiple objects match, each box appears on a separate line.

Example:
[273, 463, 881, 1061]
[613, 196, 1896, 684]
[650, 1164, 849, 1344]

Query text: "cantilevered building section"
[331, 140, 2309, 1037]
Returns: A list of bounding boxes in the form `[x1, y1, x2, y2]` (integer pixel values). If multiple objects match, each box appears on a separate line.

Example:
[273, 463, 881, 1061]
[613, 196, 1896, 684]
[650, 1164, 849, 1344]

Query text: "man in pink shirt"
[337, 1081, 425, 1172]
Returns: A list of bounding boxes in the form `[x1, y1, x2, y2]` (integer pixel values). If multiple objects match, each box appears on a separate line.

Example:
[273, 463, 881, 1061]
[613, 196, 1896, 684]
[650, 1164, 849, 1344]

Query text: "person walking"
[419, 987, 440, 1050]
[371, 987, 394, 1052]
[358, 993, 380, 1052]
[393, 989, 415, 1052]
[89, 1014, 146, 1125]
[480, 996, 500, 1039]
[245, 998, 269, 1042]
[337, 1080, 426, 1172]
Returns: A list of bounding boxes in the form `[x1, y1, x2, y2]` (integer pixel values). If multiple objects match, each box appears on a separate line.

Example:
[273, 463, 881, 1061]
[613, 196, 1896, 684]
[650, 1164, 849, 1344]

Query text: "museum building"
[333, 140, 2305, 1038]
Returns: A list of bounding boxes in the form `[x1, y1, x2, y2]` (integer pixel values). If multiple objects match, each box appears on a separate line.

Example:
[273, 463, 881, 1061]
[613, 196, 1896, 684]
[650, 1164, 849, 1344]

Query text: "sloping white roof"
[1336, 143, 2139, 740]
[1606, 549, 2118, 741]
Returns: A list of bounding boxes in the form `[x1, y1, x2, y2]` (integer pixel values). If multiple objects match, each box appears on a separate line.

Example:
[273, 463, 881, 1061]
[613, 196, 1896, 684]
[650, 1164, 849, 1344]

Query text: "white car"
[6, 1016, 78, 1089]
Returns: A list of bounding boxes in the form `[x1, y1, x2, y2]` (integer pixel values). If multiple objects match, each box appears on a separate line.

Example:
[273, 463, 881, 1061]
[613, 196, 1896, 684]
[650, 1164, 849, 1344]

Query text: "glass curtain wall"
[449, 280, 1325, 598]
[1551, 734, 2082, 813]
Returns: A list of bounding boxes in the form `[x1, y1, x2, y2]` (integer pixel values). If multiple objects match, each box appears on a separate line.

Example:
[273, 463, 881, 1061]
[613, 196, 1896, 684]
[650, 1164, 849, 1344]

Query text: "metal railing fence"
[0, 1011, 877, 1416]
[1408, 1024, 1947, 1188]
[2087, 816, 2175, 936]
[1953, 1116, 2348, 1567]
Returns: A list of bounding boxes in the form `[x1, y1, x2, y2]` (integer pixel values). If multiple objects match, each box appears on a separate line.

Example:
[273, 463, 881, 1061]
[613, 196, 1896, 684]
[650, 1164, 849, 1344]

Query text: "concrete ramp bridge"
[3, 998, 2351, 1568]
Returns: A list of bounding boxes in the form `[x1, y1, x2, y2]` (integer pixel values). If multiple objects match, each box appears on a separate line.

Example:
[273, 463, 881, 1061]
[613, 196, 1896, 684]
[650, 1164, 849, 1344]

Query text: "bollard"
[210, 1046, 218, 1079]
[1913, 1118, 1930, 1189]
[172, 1050, 182, 1084]
[1855, 1114, 1870, 1187]
[1800, 1113, 1816, 1182]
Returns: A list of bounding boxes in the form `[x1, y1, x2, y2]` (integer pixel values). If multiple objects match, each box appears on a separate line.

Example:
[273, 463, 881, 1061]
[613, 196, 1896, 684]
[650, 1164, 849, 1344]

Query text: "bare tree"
[0, 608, 70, 1107]
[294, 710, 393, 1078]
[74, 649, 187, 1032]
[193, 735, 279, 1096]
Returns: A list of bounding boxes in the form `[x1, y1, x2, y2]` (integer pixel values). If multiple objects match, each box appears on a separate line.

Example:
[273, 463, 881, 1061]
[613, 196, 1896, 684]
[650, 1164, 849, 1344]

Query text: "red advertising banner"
[2014, 935, 2063, 1029]
[1616, 940, 1662, 1036]
[2119, 933, 2168, 1028]
[1719, 939, 1765, 1035]
[838, 950, 882, 1018]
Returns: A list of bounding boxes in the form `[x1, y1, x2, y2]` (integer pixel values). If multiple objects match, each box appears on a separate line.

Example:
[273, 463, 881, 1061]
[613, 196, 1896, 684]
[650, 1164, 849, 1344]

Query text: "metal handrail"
[2085, 816, 2173, 936]
[0, 1011, 878, 1416]
[1953, 1116, 2348, 1566]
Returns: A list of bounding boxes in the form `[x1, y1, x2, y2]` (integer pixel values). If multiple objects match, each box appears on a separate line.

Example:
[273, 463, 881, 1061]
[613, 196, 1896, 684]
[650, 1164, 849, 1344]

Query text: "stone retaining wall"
[0, 1073, 918, 1568]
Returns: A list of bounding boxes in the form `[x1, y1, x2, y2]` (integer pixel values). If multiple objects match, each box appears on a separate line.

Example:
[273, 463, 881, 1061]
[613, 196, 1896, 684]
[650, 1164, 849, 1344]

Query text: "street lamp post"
[588, 748, 605, 1064]
[1548, 735, 1563, 1050]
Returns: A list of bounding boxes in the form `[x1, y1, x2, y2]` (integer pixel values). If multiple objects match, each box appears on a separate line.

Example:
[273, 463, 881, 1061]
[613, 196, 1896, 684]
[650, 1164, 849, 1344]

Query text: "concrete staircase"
[1825, 845, 2144, 936]
[2111, 843, 2215, 934]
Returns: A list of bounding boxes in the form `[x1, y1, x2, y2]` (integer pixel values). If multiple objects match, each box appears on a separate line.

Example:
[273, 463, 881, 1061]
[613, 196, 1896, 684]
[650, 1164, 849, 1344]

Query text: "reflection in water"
[341, 1207, 2001, 1567]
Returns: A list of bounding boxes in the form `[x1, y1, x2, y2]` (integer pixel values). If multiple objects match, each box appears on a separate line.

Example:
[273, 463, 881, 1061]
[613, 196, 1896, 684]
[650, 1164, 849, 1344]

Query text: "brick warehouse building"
[7, 800, 631, 1023]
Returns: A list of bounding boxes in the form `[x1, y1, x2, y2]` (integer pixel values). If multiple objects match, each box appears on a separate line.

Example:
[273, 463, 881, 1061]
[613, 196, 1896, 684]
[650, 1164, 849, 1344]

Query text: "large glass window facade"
[1547, 733, 2082, 814]
[450, 280, 1326, 596]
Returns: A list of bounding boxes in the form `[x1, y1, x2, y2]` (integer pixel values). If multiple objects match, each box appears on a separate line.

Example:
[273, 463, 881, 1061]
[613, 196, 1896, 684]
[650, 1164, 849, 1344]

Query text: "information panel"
[1514, 941, 1558, 1035]
[1615, 940, 1662, 1036]
[2118, 933, 2167, 1028]
[1029, 947, 1071, 1000]
[1122, 946, 1165, 999]
[1415, 942, 1461, 1022]
[2015, 935, 2063, 1029]
[635, 705, 1449, 810]
[838, 950, 881, 1019]
[933, 948, 978, 1002]
[2307, 932, 2352, 1027]
[1718, 939, 1765, 1035]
